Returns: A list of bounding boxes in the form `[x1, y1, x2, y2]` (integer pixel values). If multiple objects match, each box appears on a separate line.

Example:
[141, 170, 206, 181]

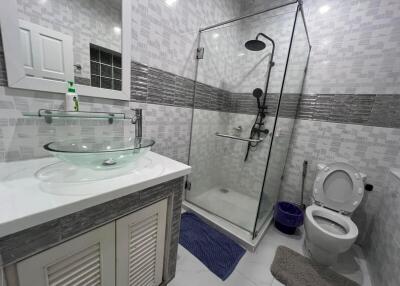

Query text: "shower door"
[253, 7, 311, 236]
[186, 8, 298, 234]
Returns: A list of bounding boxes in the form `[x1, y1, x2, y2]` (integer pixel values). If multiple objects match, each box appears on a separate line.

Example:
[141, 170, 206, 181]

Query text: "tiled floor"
[170, 224, 372, 286]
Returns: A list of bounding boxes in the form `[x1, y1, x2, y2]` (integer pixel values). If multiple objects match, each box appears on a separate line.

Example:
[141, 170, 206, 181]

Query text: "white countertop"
[0, 152, 191, 237]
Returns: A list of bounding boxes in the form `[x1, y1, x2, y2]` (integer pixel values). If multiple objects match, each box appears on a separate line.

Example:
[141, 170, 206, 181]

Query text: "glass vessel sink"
[44, 137, 155, 170]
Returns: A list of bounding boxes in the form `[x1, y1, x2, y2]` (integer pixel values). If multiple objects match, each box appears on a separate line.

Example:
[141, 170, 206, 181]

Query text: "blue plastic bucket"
[274, 201, 304, 235]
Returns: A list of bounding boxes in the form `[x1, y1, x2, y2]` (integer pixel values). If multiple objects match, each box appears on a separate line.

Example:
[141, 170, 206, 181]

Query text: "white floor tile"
[170, 222, 372, 286]
[271, 278, 285, 286]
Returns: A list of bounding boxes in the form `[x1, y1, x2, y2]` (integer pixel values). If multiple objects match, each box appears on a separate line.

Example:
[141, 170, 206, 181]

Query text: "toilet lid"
[313, 163, 364, 213]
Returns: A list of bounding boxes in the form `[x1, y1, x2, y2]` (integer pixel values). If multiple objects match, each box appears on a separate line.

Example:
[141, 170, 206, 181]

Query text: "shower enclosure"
[184, 0, 311, 248]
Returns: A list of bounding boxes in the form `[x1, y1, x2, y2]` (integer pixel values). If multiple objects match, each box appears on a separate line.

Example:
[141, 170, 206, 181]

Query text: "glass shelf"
[23, 109, 132, 124]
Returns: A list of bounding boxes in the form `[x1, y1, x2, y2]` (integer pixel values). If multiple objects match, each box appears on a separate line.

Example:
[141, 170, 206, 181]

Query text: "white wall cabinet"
[18, 20, 73, 81]
[15, 199, 168, 286]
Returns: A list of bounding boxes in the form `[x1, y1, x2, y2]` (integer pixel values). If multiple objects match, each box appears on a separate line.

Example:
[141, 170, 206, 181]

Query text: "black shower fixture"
[252, 88, 263, 109]
[244, 33, 276, 162]
[245, 33, 275, 52]
[245, 39, 266, 51]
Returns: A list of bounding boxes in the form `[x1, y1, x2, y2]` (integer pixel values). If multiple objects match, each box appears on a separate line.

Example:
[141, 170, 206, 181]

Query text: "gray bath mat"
[270, 246, 360, 286]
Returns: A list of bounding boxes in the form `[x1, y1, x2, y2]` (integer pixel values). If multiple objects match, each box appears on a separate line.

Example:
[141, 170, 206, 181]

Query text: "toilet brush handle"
[300, 160, 308, 209]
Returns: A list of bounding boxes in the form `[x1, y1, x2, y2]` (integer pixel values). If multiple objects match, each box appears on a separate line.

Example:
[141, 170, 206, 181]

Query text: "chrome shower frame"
[185, 0, 312, 248]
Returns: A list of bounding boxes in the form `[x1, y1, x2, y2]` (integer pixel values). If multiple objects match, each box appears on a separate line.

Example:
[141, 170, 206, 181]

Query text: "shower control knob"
[365, 184, 373, 192]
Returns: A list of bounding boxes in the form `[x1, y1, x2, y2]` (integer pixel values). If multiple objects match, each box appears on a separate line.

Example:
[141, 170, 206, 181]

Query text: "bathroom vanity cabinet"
[17, 199, 167, 286]
[0, 152, 191, 286]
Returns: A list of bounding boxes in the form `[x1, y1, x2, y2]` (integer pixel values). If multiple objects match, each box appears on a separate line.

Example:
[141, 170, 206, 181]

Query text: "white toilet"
[304, 162, 366, 265]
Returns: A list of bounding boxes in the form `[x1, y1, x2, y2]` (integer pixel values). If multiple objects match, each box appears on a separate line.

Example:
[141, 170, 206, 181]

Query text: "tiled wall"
[0, 86, 131, 162]
[364, 169, 400, 286]
[129, 101, 192, 164]
[188, 110, 274, 199]
[196, 8, 296, 94]
[281, 0, 400, 241]
[240, 1, 400, 284]
[0, 27, 130, 162]
[131, 60, 301, 117]
[297, 93, 400, 128]
[302, 0, 400, 94]
[17, 0, 122, 80]
[0, 0, 241, 164]
[130, 0, 241, 80]
[1, 1, 400, 283]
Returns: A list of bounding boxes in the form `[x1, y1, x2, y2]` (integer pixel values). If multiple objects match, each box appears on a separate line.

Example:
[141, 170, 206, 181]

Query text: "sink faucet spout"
[132, 109, 143, 139]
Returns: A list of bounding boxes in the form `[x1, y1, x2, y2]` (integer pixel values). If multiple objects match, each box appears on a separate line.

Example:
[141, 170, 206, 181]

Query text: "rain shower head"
[245, 33, 275, 52]
[245, 39, 266, 51]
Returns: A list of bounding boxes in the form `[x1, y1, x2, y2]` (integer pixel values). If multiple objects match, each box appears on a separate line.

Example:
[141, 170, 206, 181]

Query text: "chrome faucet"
[131, 109, 143, 139]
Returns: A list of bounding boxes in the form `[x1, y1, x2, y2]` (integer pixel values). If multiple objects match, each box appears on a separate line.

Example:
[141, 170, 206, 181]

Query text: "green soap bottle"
[65, 81, 79, 111]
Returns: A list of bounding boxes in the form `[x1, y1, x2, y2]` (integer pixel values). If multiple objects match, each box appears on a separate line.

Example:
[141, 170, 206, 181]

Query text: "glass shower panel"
[254, 9, 311, 235]
[187, 9, 297, 233]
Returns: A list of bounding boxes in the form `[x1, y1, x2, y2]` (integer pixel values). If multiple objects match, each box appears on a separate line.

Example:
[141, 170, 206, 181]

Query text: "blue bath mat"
[179, 212, 246, 280]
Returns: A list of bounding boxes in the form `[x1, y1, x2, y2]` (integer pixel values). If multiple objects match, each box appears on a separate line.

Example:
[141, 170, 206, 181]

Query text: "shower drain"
[219, 188, 229, 194]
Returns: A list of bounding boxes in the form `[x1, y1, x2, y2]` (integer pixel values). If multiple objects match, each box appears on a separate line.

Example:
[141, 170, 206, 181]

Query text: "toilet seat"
[313, 162, 365, 214]
[305, 205, 358, 240]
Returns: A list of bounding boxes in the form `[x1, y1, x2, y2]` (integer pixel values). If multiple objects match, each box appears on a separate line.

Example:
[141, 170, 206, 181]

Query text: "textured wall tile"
[16, 0, 121, 79]
[131, 61, 149, 102]
[175, 76, 194, 108]
[365, 171, 400, 286]
[148, 67, 176, 106]
[296, 93, 400, 127]
[0, 87, 131, 163]
[368, 94, 400, 128]
[131, 0, 241, 80]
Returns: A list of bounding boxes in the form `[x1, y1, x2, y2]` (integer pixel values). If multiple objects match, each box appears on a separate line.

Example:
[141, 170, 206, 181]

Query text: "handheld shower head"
[253, 88, 263, 109]
[253, 88, 263, 99]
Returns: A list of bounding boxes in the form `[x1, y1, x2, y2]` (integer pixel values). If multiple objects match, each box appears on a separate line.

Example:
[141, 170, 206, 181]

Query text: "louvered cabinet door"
[116, 199, 168, 286]
[17, 222, 116, 286]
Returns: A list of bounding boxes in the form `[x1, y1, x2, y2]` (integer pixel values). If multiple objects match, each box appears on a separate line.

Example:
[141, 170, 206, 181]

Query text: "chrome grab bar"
[215, 132, 264, 143]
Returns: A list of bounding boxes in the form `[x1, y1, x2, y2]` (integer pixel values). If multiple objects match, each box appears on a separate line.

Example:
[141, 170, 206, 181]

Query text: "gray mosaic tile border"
[0, 177, 184, 284]
[131, 61, 400, 128]
[131, 61, 301, 117]
[131, 61, 194, 108]
[297, 93, 400, 128]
